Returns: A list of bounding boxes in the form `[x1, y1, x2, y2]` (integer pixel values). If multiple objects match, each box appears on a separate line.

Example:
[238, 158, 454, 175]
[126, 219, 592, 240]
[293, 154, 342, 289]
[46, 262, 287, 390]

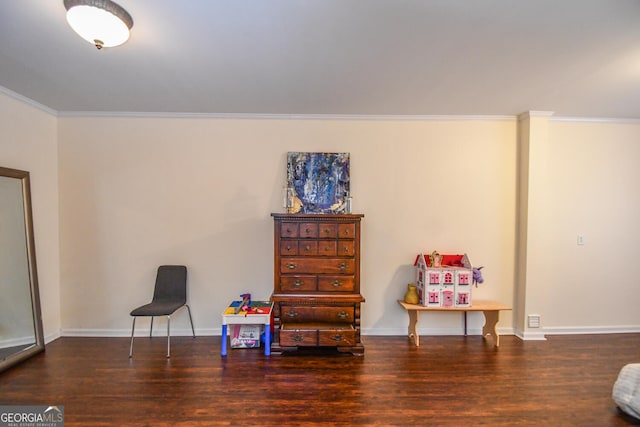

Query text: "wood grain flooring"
[1, 334, 639, 426]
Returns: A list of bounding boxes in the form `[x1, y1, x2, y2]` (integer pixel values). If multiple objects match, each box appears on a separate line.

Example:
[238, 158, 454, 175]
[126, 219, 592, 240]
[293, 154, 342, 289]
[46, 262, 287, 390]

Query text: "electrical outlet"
[577, 234, 585, 245]
[528, 315, 541, 328]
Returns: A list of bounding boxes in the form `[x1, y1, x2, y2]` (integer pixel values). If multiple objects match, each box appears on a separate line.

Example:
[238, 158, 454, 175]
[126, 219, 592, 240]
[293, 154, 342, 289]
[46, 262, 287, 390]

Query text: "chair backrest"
[152, 265, 187, 304]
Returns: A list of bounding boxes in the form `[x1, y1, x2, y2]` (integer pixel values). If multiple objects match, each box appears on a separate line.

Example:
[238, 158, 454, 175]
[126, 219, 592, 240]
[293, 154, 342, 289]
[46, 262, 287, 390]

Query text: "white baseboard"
[0, 335, 36, 348]
[542, 325, 640, 335]
[514, 325, 640, 341]
[45, 331, 61, 344]
[62, 328, 221, 337]
[1, 332, 61, 348]
[61, 326, 516, 338]
[59, 325, 640, 339]
[515, 330, 547, 341]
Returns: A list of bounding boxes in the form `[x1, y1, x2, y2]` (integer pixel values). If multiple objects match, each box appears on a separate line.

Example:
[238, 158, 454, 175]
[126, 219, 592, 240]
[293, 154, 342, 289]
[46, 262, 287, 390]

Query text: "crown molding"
[517, 111, 555, 121]
[516, 111, 640, 124]
[550, 116, 640, 124]
[2, 86, 637, 123]
[56, 111, 518, 121]
[53, 111, 640, 123]
[0, 85, 57, 116]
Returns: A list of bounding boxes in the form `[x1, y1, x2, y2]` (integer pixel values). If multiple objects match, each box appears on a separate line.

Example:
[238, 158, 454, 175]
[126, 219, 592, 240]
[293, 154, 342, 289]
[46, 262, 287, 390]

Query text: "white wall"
[0, 92, 60, 341]
[515, 116, 640, 336]
[538, 120, 640, 332]
[3, 87, 639, 339]
[58, 116, 517, 336]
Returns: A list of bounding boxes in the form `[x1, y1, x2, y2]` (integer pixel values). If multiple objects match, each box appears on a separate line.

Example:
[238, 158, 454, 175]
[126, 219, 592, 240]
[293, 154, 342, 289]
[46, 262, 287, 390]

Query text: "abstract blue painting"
[286, 152, 350, 214]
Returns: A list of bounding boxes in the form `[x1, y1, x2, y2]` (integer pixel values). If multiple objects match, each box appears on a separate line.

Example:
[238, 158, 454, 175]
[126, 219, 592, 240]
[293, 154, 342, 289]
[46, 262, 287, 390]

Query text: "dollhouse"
[414, 252, 473, 307]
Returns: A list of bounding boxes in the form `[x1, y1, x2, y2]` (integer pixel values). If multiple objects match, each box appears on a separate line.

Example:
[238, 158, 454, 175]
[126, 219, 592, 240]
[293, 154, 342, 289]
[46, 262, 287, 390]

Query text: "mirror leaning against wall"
[0, 166, 45, 373]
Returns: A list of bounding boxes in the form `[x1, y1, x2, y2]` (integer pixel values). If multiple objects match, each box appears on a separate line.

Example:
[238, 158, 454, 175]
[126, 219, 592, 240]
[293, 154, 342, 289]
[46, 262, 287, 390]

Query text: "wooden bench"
[397, 299, 512, 347]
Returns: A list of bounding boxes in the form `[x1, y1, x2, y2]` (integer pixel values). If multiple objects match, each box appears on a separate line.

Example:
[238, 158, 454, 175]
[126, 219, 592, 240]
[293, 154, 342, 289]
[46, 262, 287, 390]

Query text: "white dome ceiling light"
[64, 0, 133, 50]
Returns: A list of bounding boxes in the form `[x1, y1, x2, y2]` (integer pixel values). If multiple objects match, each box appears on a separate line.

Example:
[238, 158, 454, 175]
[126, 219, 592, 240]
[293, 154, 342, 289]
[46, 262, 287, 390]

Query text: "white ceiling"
[1, 0, 639, 118]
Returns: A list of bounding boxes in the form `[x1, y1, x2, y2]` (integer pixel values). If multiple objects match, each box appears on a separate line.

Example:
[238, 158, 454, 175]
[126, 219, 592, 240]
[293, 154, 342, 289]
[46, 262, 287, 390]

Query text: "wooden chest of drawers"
[271, 213, 365, 355]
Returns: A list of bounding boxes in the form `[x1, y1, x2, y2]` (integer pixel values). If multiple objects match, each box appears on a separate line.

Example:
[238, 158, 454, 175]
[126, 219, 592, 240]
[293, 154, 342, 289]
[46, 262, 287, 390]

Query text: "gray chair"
[129, 265, 195, 358]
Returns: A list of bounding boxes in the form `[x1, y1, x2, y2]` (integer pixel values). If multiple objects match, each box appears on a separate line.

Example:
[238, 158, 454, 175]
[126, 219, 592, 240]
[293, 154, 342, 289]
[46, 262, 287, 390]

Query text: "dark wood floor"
[1, 334, 639, 426]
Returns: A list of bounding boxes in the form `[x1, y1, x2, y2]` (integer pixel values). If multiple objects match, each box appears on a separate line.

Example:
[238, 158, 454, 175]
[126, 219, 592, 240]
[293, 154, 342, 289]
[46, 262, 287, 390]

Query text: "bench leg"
[482, 310, 500, 347]
[407, 309, 419, 346]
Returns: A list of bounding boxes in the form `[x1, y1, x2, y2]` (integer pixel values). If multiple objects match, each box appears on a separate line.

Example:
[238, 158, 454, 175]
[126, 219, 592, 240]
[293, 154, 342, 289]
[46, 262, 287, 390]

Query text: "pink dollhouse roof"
[414, 253, 468, 268]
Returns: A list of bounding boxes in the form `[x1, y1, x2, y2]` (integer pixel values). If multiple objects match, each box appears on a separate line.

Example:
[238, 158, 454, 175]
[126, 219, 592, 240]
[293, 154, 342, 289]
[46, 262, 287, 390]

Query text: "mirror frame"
[0, 166, 45, 373]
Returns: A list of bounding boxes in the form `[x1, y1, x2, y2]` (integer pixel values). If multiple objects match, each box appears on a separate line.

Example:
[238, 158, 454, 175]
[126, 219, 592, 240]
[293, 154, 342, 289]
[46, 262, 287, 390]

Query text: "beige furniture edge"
[398, 299, 512, 348]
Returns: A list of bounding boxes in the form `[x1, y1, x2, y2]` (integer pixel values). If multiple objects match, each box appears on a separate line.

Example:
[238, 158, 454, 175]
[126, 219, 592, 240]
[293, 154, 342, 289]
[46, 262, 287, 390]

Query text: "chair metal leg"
[129, 317, 136, 358]
[131, 306, 193, 359]
[166, 315, 171, 358]
[185, 304, 196, 338]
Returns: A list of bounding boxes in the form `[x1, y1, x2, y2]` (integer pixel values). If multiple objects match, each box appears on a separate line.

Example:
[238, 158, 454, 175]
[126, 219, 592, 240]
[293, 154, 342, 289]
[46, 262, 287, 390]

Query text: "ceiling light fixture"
[64, 0, 133, 50]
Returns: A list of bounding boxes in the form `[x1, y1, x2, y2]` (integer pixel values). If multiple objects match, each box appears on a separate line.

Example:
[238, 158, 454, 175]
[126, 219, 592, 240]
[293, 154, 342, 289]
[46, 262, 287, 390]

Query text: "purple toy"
[473, 267, 484, 287]
[240, 293, 252, 310]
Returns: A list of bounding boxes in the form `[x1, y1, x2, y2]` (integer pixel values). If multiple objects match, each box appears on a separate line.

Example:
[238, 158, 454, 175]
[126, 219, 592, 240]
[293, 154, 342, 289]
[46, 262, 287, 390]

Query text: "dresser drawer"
[280, 325, 318, 346]
[281, 240, 324, 256]
[280, 222, 299, 238]
[317, 276, 355, 292]
[338, 223, 356, 239]
[280, 222, 319, 238]
[299, 223, 318, 238]
[336, 241, 355, 256]
[319, 325, 355, 346]
[281, 258, 355, 274]
[279, 276, 317, 292]
[318, 223, 337, 238]
[298, 240, 318, 255]
[280, 240, 298, 255]
[281, 305, 354, 323]
[317, 240, 337, 256]
[280, 323, 355, 347]
[284, 240, 351, 257]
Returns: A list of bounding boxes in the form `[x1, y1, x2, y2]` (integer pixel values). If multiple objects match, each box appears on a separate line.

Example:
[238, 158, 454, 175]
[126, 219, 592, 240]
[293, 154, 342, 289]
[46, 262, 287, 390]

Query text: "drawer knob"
[285, 245, 292, 250]
[339, 263, 346, 271]
[343, 246, 349, 253]
[337, 311, 349, 320]
[294, 280, 303, 287]
[331, 335, 344, 342]
[286, 311, 298, 318]
[332, 280, 341, 287]
[287, 263, 297, 270]
[304, 245, 311, 251]
[294, 334, 304, 342]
